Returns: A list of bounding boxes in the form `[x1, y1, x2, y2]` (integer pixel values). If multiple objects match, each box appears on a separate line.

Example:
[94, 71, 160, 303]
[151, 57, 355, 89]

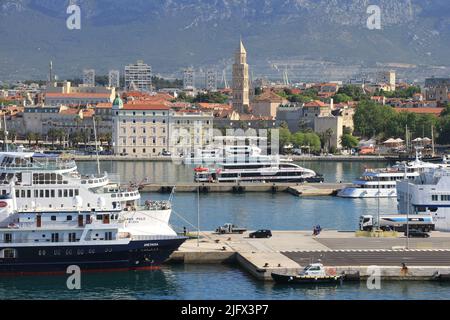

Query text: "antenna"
[3, 113, 8, 152]
[92, 116, 100, 176]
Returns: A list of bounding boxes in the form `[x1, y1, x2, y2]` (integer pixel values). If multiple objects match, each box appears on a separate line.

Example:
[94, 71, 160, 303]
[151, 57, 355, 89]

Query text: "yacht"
[338, 155, 444, 198]
[397, 167, 450, 232]
[194, 153, 323, 183]
[0, 180, 186, 275]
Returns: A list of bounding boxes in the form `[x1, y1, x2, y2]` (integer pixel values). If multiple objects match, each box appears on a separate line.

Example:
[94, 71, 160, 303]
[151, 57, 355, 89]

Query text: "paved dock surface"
[170, 230, 450, 281]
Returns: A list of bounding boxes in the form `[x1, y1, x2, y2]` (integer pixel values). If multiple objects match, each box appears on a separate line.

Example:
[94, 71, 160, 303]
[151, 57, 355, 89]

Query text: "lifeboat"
[194, 167, 209, 173]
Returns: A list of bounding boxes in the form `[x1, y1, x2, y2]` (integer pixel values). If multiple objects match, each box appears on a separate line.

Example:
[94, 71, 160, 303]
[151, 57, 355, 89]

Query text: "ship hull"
[0, 237, 186, 276]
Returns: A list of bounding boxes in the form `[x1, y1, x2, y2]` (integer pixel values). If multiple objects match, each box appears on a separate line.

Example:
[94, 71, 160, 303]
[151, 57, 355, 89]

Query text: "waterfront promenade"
[170, 230, 450, 281]
[71, 154, 387, 162]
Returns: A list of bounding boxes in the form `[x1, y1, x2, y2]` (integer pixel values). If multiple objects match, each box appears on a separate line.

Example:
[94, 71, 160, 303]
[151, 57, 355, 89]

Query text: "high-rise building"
[124, 60, 152, 92]
[108, 70, 120, 88]
[183, 68, 195, 90]
[232, 40, 250, 113]
[83, 69, 96, 87]
[205, 69, 217, 91]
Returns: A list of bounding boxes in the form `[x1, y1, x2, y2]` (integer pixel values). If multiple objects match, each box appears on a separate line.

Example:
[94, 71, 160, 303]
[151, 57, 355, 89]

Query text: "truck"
[359, 214, 435, 233]
[215, 223, 247, 234]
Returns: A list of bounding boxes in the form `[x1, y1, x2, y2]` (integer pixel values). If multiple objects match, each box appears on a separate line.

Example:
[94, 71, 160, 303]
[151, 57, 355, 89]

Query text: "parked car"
[249, 230, 272, 239]
[405, 229, 430, 238]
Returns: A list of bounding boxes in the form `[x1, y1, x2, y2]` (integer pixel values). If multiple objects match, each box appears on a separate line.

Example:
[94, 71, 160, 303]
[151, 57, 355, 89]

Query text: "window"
[75, 189, 79, 196]
[4, 233, 12, 243]
[69, 233, 77, 242]
[1, 249, 17, 259]
[51, 233, 59, 243]
[51, 216, 57, 221]
[432, 195, 439, 201]
[67, 215, 73, 221]
[58, 190, 62, 197]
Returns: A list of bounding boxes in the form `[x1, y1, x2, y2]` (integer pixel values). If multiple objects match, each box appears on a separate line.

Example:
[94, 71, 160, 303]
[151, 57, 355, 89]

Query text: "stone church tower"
[232, 39, 250, 114]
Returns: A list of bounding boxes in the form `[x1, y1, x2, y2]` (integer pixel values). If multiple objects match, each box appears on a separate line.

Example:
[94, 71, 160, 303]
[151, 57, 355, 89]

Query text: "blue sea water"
[1, 160, 445, 300]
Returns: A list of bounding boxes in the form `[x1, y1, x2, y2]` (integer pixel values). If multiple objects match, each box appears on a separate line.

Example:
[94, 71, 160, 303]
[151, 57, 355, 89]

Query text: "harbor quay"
[71, 155, 387, 162]
[169, 230, 450, 282]
[140, 182, 351, 196]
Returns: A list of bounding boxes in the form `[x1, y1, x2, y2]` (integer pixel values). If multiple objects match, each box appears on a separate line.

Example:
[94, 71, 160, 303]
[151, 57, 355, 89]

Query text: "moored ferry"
[338, 155, 444, 198]
[194, 155, 323, 183]
[397, 167, 450, 232]
[0, 181, 186, 275]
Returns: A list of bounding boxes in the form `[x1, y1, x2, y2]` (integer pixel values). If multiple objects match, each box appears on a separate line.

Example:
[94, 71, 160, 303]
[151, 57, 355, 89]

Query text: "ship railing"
[141, 200, 171, 211]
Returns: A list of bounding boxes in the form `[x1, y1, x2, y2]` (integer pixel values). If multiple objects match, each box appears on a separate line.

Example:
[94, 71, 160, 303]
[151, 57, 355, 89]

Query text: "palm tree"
[34, 133, 41, 146]
[26, 132, 35, 146]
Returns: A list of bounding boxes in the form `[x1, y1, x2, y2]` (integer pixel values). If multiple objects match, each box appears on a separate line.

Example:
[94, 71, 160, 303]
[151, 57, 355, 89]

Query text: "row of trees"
[7, 129, 112, 149]
[354, 100, 450, 144]
[175, 91, 229, 104]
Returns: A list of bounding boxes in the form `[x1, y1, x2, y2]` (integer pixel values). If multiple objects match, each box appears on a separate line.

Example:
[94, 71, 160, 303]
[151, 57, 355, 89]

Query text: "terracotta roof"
[59, 108, 81, 115]
[46, 93, 111, 98]
[96, 103, 112, 109]
[395, 108, 444, 116]
[122, 103, 170, 111]
[304, 100, 328, 108]
[82, 109, 95, 118]
[253, 91, 284, 103]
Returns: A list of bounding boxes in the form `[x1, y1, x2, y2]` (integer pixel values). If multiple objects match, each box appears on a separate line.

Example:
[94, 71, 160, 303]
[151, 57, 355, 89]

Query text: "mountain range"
[0, 0, 450, 82]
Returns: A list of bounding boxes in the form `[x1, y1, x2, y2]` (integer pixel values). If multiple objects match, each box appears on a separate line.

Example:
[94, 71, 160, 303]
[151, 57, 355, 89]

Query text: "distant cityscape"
[0, 39, 449, 157]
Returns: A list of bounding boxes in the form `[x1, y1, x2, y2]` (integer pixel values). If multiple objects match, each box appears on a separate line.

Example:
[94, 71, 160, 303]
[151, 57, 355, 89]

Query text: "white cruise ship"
[0, 179, 186, 275]
[397, 167, 450, 232]
[337, 155, 444, 198]
[0, 150, 172, 228]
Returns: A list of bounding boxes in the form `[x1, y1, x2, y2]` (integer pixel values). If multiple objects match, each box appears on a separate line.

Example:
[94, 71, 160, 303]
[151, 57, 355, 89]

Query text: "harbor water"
[2, 160, 449, 300]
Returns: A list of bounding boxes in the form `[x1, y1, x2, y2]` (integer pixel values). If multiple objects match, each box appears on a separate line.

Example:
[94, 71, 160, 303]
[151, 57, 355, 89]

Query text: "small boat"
[271, 263, 343, 285]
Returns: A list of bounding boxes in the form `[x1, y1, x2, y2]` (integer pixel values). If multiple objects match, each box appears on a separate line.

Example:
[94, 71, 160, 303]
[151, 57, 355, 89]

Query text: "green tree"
[337, 85, 368, 101]
[332, 93, 352, 103]
[341, 134, 359, 150]
[278, 127, 292, 152]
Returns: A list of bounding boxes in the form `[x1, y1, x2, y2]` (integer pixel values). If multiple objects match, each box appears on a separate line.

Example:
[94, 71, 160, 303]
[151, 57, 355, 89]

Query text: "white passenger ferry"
[0, 150, 172, 227]
[194, 152, 322, 183]
[0, 178, 186, 275]
[397, 167, 450, 232]
[338, 154, 444, 198]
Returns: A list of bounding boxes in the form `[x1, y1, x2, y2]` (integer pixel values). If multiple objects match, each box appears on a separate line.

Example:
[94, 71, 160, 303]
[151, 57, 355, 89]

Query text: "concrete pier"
[140, 182, 349, 196]
[169, 230, 450, 281]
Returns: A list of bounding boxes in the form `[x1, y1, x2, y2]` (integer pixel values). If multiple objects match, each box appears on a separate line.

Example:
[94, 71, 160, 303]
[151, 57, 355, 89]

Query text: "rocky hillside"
[0, 0, 449, 80]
